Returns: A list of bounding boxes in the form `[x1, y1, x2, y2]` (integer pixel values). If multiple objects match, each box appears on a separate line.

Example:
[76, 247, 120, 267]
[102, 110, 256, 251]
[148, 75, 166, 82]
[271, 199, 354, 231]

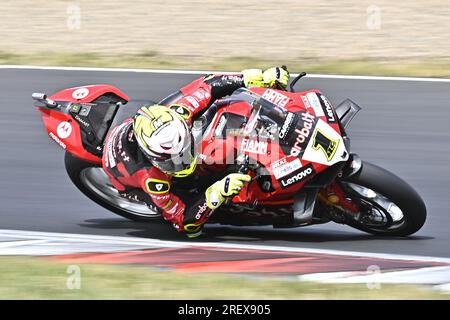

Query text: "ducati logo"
[145, 179, 170, 194]
[170, 104, 192, 120]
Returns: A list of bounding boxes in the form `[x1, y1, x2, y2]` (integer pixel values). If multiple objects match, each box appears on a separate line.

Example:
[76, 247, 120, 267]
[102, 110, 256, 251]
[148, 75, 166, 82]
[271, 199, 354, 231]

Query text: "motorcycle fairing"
[37, 85, 130, 164]
[199, 87, 349, 204]
[302, 118, 349, 166]
[49, 84, 129, 104]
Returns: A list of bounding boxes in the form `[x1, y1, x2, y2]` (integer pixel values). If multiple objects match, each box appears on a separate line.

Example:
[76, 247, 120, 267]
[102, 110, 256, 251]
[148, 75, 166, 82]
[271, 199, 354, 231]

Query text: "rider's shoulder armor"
[107, 121, 152, 177]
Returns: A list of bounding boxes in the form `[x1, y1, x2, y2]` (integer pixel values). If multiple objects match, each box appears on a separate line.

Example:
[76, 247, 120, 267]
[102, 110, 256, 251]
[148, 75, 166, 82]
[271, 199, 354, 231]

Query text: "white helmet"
[133, 105, 197, 177]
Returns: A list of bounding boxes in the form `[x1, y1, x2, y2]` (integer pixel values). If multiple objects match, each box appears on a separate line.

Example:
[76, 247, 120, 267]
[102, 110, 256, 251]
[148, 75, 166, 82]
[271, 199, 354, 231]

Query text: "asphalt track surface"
[0, 67, 449, 257]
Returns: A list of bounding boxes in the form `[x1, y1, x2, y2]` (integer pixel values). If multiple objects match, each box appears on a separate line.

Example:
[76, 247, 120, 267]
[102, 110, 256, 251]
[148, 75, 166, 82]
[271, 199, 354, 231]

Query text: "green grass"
[0, 257, 446, 299]
[1, 51, 450, 78]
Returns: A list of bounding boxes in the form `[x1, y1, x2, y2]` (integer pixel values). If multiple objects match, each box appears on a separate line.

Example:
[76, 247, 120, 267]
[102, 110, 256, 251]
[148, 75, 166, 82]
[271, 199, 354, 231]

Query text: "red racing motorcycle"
[33, 73, 426, 236]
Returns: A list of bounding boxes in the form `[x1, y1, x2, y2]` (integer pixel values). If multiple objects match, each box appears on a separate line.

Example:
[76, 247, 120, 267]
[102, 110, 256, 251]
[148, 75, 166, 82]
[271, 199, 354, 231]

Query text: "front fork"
[318, 182, 359, 214]
[317, 154, 363, 219]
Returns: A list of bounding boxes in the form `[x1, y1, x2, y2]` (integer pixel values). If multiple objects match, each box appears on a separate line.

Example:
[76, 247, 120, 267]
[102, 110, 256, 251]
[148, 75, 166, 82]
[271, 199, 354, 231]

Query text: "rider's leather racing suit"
[102, 74, 248, 237]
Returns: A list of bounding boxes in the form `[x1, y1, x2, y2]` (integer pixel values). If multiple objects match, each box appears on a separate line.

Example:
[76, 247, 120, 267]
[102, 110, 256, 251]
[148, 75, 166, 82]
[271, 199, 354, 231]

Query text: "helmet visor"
[149, 136, 197, 177]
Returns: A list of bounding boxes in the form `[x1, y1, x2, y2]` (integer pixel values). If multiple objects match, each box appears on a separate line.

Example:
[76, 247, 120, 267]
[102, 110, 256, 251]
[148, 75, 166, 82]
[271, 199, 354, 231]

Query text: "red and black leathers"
[102, 74, 246, 236]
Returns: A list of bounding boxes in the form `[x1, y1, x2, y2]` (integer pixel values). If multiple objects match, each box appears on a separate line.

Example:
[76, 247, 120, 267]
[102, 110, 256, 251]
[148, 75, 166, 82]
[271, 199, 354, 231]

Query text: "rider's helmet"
[133, 105, 197, 178]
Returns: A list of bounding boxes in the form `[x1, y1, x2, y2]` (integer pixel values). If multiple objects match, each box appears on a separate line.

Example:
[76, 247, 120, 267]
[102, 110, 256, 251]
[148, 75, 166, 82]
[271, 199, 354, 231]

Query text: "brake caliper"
[318, 182, 359, 214]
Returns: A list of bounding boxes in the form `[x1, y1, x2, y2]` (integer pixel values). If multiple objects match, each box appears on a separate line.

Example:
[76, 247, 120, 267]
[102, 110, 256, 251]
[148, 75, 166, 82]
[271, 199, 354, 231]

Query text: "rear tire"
[342, 161, 426, 236]
[64, 152, 162, 222]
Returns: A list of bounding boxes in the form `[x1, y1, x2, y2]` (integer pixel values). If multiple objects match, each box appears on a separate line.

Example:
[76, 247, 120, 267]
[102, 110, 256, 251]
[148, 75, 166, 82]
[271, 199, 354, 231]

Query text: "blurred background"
[1, 0, 450, 76]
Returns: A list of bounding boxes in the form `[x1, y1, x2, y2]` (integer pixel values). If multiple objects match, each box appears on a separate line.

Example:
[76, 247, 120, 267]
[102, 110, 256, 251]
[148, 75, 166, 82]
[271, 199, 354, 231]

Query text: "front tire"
[341, 161, 426, 236]
[64, 152, 162, 221]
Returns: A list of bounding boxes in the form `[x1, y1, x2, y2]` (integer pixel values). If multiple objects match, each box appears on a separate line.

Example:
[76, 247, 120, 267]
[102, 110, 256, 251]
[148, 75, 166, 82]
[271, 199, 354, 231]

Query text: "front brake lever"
[224, 155, 250, 206]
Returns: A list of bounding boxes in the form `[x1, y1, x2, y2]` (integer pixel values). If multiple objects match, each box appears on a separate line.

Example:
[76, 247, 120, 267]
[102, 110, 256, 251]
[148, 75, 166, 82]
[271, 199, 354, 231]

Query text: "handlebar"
[223, 155, 250, 206]
[289, 72, 307, 92]
[32, 92, 58, 108]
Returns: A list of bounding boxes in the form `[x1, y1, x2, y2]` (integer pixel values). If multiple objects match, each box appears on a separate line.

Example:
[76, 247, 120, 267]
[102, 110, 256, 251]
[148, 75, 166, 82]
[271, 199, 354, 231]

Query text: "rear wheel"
[64, 152, 162, 221]
[340, 161, 426, 236]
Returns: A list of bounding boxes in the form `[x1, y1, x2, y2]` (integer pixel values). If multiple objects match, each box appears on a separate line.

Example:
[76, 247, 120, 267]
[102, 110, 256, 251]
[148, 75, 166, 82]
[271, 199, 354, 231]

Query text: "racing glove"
[205, 173, 252, 210]
[242, 69, 265, 88]
[263, 66, 290, 90]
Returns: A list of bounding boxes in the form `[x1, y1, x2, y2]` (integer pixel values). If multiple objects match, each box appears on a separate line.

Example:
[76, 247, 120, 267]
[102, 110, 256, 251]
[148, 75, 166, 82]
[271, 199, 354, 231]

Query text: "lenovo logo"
[319, 95, 336, 123]
[279, 164, 315, 189]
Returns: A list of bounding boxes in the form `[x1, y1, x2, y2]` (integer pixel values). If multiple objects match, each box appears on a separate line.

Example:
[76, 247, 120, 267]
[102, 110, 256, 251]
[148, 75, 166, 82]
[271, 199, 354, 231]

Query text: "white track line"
[1, 64, 450, 83]
[1, 229, 450, 264]
[300, 266, 450, 284]
[0, 239, 49, 248]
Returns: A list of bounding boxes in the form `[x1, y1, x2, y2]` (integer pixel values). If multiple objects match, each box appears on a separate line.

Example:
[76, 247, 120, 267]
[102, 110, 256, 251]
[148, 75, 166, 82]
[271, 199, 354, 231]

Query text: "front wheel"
[340, 161, 426, 236]
[64, 152, 162, 221]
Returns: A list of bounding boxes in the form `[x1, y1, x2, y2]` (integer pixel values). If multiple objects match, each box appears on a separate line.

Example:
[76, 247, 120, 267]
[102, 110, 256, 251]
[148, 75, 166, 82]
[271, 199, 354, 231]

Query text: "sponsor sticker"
[271, 157, 302, 179]
[74, 115, 89, 128]
[318, 94, 336, 123]
[301, 95, 311, 109]
[279, 163, 316, 189]
[221, 75, 242, 83]
[301, 118, 348, 166]
[145, 179, 170, 194]
[70, 104, 81, 113]
[278, 112, 296, 140]
[72, 88, 89, 100]
[79, 105, 91, 117]
[214, 115, 227, 137]
[306, 92, 324, 117]
[312, 129, 339, 161]
[49, 132, 67, 149]
[290, 112, 315, 157]
[241, 138, 268, 155]
[192, 88, 210, 100]
[170, 104, 192, 120]
[195, 202, 209, 220]
[185, 96, 199, 109]
[262, 89, 290, 107]
[56, 121, 72, 139]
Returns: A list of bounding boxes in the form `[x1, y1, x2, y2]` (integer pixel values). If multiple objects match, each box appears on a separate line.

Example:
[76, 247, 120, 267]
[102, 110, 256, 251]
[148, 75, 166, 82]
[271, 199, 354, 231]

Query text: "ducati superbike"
[33, 73, 426, 236]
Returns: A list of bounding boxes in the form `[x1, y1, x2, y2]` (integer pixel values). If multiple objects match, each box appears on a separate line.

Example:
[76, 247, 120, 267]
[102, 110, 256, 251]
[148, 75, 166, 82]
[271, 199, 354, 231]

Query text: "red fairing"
[199, 87, 345, 206]
[38, 108, 102, 164]
[38, 84, 130, 164]
[249, 87, 342, 136]
[49, 84, 130, 104]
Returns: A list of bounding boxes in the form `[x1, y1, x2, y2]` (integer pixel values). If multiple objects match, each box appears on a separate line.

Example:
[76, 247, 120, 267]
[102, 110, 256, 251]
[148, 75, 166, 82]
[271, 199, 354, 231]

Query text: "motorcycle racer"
[102, 66, 290, 238]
